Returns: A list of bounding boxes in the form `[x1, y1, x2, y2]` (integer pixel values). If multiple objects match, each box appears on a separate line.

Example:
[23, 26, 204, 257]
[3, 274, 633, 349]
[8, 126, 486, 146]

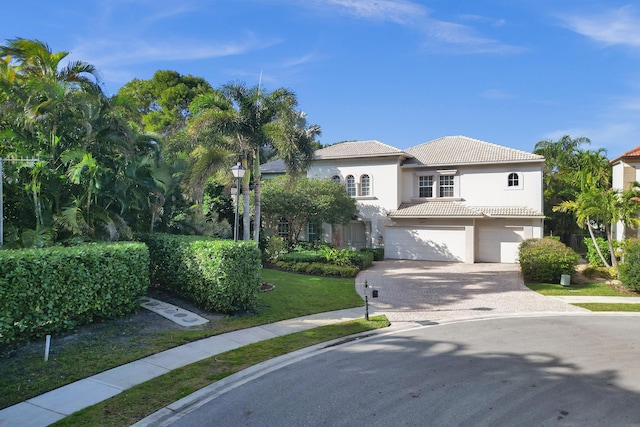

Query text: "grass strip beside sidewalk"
[53, 316, 390, 427]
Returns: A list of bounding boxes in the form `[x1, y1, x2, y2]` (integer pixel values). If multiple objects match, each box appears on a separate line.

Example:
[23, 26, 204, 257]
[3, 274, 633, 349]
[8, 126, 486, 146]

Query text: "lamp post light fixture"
[230, 162, 246, 242]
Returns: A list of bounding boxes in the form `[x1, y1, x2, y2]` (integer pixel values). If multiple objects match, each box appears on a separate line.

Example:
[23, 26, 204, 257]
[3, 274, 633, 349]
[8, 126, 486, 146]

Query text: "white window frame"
[507, 172, 522, 189]
[360, 174, 371, 196]
[346, 175, 356, 197]
[418, 175, 434, 198]
[439, 175, 455, 198]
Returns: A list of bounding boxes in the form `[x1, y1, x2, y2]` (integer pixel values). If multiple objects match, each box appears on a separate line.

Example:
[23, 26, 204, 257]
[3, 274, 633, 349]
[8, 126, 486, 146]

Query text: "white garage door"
[385, 227, 466, 262]
[477, 226, 524, 263]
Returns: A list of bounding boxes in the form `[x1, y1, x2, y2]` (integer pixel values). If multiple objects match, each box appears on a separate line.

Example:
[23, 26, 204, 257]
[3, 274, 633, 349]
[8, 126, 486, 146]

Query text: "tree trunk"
[605, 223, 619, 271]
[587, 219, 611, 268]
[253, 150, 261, 243]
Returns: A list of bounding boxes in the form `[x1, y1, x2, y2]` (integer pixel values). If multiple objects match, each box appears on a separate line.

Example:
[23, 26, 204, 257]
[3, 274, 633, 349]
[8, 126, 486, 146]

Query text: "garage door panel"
[386, 227, 465, 262]
[477, 227, 524, 263]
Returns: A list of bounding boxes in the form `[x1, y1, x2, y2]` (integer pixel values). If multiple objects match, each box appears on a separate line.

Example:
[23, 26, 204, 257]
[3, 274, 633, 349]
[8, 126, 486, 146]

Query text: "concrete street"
[167, 315, 640, 426]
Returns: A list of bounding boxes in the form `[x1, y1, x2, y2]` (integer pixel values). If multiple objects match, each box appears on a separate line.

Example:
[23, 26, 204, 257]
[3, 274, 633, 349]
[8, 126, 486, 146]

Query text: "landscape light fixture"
[230, 162, 246, 242]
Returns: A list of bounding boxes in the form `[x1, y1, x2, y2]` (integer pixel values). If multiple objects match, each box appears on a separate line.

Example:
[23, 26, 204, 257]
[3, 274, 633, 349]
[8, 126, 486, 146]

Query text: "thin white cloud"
[314, 0, 427, 24]
[558, 5, 640, 47]
[459, 14, 507, 27]
[70, 34, 280, 67]
[305, 0, 522, 54]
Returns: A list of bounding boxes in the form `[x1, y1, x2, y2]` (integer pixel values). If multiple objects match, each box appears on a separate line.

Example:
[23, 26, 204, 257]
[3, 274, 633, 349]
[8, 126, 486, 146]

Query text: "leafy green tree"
[260, 176, 357, 244]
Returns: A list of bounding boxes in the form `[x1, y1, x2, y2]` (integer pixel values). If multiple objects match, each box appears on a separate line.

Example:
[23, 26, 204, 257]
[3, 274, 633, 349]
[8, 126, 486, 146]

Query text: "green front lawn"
[0, 268, 367, 410]
[525, 282, 631, 296]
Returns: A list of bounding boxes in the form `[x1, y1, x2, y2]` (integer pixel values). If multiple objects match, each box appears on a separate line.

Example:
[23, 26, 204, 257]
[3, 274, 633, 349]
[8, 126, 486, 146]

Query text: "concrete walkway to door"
[356, 260, 587, 322]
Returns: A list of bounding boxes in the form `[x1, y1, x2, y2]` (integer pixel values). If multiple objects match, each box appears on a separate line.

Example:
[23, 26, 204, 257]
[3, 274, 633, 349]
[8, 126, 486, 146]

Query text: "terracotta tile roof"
[388, 202, 544, 218]
[610, 146, 640, 164]
[404, 135, 544, 167]
[313, 140, 410, 160]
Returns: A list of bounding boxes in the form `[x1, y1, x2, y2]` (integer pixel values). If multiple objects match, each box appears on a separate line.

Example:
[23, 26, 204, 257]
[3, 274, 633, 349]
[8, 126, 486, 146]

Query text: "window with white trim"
[439, 175, 454, 197]
[277, 218, 289, 239]
[508, 172, 520, 187]
[346, 175, 356, 197]
[308, 223, 319, 242]
[331, 175, 341, 184]
[360, 174, 371, 196]
[419, 176, 434, 198]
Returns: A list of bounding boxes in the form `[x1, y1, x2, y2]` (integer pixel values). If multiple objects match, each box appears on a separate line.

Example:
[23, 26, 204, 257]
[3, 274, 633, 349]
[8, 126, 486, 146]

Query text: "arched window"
[360, 174, 371, 196]
[346, 175, 356, 196]
[331, 175, 341, 183]
[508, 172, 520, 187]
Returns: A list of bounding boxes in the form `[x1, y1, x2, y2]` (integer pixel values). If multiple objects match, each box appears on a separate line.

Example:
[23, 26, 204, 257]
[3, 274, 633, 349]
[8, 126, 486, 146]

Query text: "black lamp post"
[230, 162, 246, 242]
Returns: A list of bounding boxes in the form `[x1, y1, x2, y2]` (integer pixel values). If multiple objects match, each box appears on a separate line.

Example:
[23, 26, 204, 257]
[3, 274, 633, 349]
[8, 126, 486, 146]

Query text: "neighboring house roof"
[404, 135, 544, 167]
[610, 146, 640, 165]
[389, 202, 544, 218]
[260, 158, 286, 174]
[313, 140, 411, 160]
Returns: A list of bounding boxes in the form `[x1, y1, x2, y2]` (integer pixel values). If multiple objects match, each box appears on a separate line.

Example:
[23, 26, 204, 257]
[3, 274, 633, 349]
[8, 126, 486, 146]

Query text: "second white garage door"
[476, 226, 524, 263]
[385, 226, 466, 262]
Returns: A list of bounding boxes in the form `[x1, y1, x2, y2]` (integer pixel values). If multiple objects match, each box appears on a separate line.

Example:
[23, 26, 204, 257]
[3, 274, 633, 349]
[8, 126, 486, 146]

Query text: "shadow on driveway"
[356, 260, 586, 322]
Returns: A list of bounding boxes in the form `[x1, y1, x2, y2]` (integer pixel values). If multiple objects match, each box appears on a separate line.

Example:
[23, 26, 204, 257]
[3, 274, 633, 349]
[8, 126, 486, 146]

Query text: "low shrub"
[143, 233, 261, 313]
[360, 247, 384, 261]
[619, 239, 640, 292]
[519, 238, 579, 283]
[280, 251, 326, 264]
[583, 237, 616, 267]
[275, 260, 359, 277]
[0, 243, 149, 348]
[347, 251, 374, 270]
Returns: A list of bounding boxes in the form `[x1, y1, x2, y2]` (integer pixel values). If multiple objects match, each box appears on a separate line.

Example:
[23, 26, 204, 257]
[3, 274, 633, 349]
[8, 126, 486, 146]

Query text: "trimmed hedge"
[518, 238, 579, 283]
[0, 243, 149, 348]
[274, 260, 359, 277]
[619, 239, 640, 292]
[279, 248, 374, 271]
[144, 233, 261, 313]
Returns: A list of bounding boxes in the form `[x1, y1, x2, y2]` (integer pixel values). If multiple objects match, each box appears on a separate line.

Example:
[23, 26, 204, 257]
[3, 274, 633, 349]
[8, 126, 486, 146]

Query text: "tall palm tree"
[185, 83, 317, 242]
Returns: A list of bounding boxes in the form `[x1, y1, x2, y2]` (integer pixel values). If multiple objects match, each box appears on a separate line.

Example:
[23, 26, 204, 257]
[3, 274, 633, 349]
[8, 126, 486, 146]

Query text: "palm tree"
[185, 83, 317, 242]
[555, 184, 640, 271]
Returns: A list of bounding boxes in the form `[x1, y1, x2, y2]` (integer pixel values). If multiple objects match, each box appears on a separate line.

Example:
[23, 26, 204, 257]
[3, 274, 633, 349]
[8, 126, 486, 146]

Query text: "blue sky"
[4, 1, 640, 157]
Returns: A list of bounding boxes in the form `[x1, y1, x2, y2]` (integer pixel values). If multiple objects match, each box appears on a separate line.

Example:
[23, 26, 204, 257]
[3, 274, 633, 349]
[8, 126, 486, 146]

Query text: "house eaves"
[610, 146, 640, 165]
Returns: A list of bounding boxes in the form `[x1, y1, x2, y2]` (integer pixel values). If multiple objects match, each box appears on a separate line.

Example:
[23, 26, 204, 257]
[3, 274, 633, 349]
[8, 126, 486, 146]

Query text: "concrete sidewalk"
[552, 295, 640, 304]
[0, 307, 378, 427]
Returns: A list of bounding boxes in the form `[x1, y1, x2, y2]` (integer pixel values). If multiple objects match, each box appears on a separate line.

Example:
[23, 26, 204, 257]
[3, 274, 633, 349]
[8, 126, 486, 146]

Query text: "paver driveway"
[356, 260, 586, 322]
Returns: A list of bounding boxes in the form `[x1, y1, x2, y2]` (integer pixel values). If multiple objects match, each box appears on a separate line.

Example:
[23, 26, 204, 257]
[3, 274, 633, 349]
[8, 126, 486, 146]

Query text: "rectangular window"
[308, 223, 319, 242]
[439, 175, 454, 197]
[277, 218, 289, 239]
[346, 176, 356, 197]
[419, 176, 433, 198]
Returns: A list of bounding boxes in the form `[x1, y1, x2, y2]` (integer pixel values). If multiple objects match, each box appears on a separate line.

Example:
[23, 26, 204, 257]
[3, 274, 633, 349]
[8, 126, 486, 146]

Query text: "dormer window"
[346, 175, 356, 196]
[331, 175, 341, 184]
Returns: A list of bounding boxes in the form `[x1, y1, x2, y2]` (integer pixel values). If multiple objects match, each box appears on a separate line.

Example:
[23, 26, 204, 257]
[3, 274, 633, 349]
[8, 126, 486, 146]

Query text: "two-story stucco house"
[264, 135, 545, 263]
[611, 146, 640, 241]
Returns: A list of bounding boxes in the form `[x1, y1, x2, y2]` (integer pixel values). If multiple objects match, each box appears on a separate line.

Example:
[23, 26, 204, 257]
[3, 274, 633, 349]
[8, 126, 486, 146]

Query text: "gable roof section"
[610, 146, 640, 165]
[389, 202, 544, 218]
[404, 136, 544, 167]
[313, 140, 410, 160]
